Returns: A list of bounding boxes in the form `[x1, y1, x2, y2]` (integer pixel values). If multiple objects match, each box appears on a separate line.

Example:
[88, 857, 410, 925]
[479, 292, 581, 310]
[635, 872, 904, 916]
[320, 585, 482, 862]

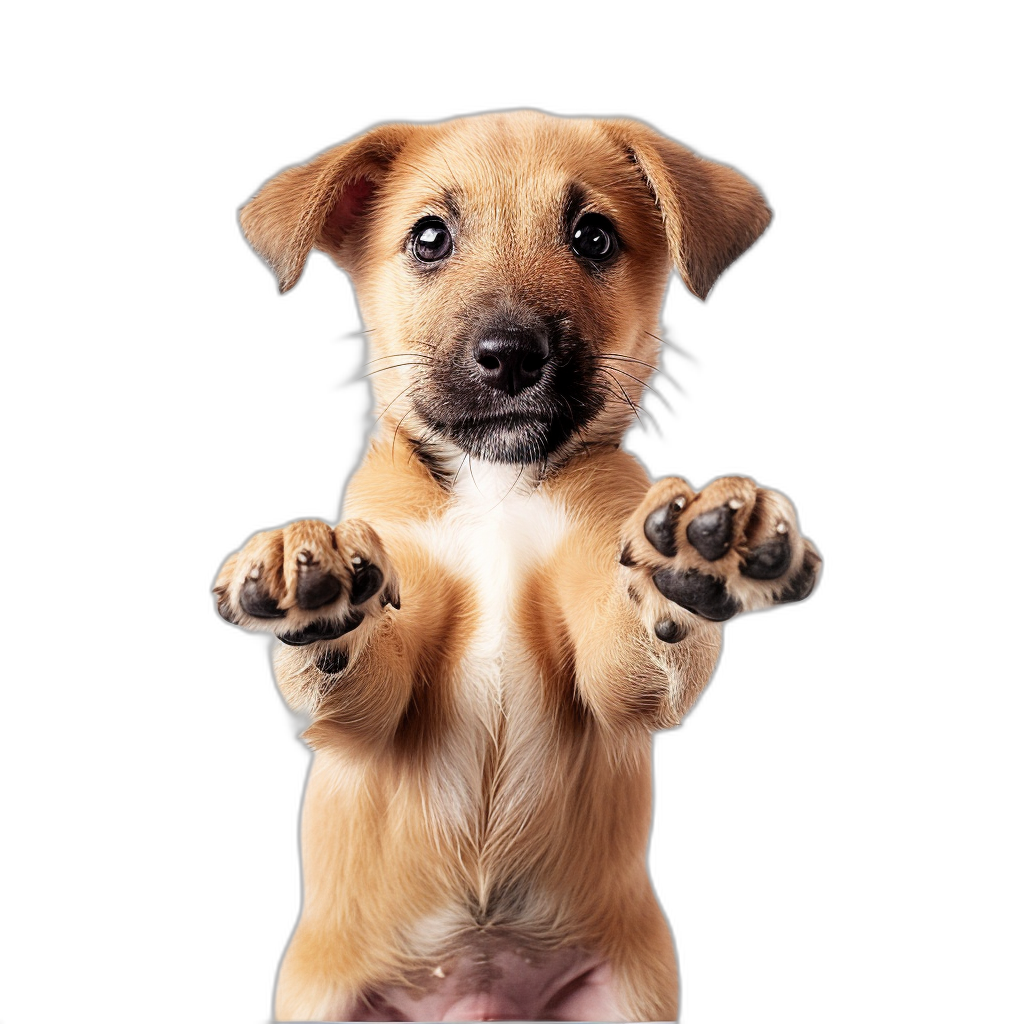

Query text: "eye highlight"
[411, 217, 454, 263]
[571, 213, 618, 262]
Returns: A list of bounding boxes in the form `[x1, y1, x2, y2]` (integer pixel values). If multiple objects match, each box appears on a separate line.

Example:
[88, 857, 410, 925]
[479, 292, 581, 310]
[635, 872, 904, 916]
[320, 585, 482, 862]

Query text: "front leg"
[213, 518, 403, 725]
[614, 474, 820, 723]
[561, 469, 820, 732]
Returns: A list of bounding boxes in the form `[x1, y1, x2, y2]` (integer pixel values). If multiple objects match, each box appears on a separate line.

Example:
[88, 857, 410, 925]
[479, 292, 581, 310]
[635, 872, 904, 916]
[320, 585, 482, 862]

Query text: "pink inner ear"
[325, 176, 375, 240]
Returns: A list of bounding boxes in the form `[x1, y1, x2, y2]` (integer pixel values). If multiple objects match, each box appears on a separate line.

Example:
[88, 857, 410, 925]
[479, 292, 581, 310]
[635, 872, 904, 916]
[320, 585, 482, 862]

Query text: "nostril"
[473, 328, 551, 395]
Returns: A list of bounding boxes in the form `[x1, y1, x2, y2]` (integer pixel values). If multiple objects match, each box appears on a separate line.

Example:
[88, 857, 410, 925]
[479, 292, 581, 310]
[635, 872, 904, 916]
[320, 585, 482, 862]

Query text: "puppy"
[214, 111, 820, 1022]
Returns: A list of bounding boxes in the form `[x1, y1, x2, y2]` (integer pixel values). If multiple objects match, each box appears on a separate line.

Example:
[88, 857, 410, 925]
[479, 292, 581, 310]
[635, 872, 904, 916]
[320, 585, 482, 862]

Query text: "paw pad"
[279, 611, 365, 647]
[295, 552, 343, 610]
[740, 536, 792, 580]
[654, 618, 689, 643]
[685, 505, 735, 562]
[349, 557, 385, 605]
[644, 498, 686, 557]
[240, 571, 284, 619]
[652, 567, 740, 622]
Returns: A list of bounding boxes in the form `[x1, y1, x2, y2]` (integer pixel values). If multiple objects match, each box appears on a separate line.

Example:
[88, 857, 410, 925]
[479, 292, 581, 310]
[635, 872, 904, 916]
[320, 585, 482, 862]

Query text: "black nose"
[473, 328, 551, 396]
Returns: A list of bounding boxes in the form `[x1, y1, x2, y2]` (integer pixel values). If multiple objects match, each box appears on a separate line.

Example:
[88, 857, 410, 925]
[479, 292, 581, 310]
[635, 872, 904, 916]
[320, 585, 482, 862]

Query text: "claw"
[213, 589, 240, 625]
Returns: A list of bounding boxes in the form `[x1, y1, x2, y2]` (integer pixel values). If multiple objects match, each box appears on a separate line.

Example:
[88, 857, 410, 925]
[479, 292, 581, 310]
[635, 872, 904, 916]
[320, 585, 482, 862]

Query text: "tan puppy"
[214, 111, 820, 1022]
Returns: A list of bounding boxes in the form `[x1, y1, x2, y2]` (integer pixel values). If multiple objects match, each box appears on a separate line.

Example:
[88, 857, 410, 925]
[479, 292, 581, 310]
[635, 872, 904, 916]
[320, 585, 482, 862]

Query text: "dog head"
[241, 111, 770, 467]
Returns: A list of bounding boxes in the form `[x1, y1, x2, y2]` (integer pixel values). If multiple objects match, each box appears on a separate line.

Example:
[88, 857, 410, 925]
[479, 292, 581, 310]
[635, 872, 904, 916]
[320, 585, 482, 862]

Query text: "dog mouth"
[407, 316, 611, 464]
[418, 408, 577, 464]
[411, 352, 598, 464]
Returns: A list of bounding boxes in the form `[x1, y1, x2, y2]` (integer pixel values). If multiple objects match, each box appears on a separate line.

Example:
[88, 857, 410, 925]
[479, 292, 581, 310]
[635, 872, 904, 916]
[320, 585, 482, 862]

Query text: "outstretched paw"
[621, 476, 820, 625]
[213, 518, 399, 663]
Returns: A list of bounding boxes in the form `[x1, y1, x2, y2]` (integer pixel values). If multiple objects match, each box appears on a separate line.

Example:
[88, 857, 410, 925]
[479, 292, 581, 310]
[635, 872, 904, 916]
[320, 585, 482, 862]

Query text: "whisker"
[596, 353, 682, 396]
[557, 394, 597, 463]
[358, 352, 434, 368]
[593, 368, 644, 426]
[362, 362, 433, 378]
[485, 463, 526, 513]
[407, 424, 448, 468]
[373, 383, 416, 427]
[597, 363, 671, 409]
[637, 401, 663, 436]
[331, 348, 436, 387]
[643, 329, 694, 361]
[335, 327, 372, 344]
[592, 352, 660, 372]
[358, 352, 425, 364]
[391, 407, 415, 463]
[593, 370, 663, 438]
[360, 362, 432, 374]
[598, 370, 634, 417]
[451, 453, 470, 487]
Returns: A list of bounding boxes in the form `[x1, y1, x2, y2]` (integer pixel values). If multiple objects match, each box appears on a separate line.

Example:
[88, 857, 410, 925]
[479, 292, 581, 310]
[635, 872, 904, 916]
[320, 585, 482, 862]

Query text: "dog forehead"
[388, 112, 632, 216]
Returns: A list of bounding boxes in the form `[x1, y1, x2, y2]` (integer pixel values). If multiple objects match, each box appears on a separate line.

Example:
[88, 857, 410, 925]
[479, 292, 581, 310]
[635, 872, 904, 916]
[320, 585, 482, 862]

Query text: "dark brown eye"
[411, 218, 453, 263]
[571, 213, 617, 262]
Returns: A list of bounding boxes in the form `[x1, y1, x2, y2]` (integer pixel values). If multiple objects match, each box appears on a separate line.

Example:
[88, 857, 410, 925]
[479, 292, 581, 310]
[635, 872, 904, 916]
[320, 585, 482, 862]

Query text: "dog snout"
[472, 328, 551, 397]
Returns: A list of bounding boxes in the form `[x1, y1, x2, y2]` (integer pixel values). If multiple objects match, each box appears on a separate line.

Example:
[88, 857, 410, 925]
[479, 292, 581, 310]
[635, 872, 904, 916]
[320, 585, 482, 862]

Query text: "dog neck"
[386, 415, 618, 500]
[446, 458, 542, 507]
[381, 417, 535, 493]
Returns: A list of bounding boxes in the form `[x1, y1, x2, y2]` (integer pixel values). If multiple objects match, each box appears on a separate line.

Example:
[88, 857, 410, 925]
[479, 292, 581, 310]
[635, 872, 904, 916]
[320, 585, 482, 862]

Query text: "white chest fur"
[398, 463, 571, 837]
[423, 462, 569, 685]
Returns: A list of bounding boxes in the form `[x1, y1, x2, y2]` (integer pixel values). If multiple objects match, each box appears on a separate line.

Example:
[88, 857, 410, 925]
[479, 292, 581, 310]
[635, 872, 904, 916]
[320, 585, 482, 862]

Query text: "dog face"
[350, 116, 674, 465]
[241, 111, 770, 464]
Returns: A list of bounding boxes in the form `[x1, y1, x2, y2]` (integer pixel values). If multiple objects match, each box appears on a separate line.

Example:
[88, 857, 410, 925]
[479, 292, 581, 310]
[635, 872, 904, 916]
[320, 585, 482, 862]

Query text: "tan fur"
[214, 111, 818, 1021]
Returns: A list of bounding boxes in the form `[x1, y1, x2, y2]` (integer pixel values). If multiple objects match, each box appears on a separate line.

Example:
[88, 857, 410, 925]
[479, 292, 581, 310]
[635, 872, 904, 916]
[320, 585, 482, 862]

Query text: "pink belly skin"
[350, 945, 623, 1021]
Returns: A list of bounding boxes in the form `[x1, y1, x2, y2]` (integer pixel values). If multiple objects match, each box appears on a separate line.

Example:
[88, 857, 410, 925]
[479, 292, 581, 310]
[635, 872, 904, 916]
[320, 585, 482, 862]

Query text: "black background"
[163, 74, 843, 1024]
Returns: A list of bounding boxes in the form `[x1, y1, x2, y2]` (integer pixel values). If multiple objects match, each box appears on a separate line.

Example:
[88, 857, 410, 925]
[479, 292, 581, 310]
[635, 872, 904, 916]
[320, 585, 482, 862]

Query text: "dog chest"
[443, 465, 565, 651]
[376, 467, 574, 919]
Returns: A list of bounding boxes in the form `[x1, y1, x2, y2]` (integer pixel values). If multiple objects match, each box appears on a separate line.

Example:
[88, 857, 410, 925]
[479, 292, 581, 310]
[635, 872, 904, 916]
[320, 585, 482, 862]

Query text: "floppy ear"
[239, 124, 413, 292]
[602, 120, 772, 300]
